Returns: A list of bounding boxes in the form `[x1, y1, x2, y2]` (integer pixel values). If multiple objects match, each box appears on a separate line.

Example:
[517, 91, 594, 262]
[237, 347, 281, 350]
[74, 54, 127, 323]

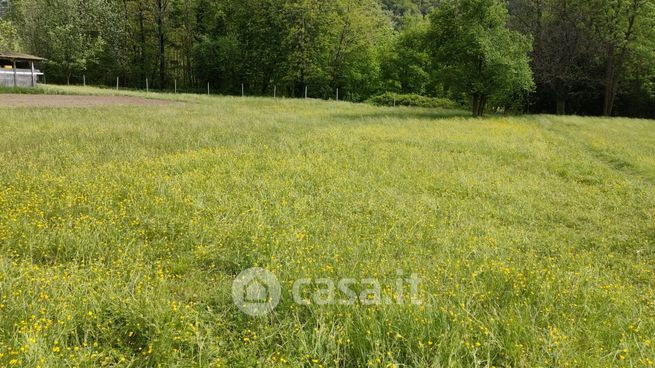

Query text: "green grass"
[0, 87, 654, 367]
[0, 86, 52, 95]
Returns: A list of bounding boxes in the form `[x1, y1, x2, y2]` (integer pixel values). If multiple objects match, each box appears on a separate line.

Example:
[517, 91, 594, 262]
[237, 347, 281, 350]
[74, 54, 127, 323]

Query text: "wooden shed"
[0, 52, 45, 88]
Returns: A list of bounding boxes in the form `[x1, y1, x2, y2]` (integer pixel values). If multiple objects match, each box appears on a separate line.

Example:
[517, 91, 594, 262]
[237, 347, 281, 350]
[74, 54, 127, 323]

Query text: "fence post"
[207, 82, 210, 96]
[83, 74, 86, 87]
[242, 83, 244, 97]
[174, 79, 177, 94]
[146, 78, 149, 92]
[116, 77, 119, 90]
[274, 85, 277, 98]
[305, 86, 308, 99]
[336, 88, 339, 101]
[31, 62, 36, 87]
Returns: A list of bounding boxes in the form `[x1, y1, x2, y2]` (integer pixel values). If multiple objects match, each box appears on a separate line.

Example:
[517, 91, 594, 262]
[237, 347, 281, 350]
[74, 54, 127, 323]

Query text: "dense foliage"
[1, 0, 654, 117]
[367, 92, 459, 109]
[509, 0, 655, 117]
[427, 0, 534, 116]
[0, 18, 18, 51]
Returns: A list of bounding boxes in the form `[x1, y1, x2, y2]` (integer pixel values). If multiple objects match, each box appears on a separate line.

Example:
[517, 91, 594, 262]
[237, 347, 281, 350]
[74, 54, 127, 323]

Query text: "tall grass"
[0, 88, 653, 367]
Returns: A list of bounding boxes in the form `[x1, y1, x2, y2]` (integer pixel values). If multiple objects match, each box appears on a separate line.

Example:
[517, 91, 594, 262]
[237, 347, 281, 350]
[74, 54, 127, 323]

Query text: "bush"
[367, 92, 459, 109]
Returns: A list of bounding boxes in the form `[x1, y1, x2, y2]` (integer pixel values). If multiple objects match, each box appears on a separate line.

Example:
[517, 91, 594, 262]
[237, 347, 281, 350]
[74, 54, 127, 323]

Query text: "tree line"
[1, 0, 654, 117]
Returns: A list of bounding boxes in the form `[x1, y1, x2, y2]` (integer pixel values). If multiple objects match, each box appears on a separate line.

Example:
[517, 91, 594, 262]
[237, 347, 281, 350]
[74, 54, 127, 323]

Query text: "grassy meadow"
[0, 87, 654, 367]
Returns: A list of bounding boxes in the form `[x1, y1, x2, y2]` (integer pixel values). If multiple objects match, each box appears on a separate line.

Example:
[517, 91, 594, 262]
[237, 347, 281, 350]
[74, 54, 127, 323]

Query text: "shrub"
[367, 92, 459, 109]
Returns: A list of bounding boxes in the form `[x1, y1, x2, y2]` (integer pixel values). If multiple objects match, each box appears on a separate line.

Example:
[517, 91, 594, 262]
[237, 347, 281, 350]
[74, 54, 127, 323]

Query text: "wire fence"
[51, 74, 362, 102]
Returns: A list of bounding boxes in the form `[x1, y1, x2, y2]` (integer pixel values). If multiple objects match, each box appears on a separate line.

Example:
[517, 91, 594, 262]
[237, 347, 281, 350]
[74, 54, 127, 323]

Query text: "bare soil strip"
[0, 94, 175, 107]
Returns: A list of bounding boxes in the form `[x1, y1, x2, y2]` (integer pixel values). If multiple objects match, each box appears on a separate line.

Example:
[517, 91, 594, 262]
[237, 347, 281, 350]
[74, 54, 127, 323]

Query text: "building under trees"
[0, 52, 45, 87]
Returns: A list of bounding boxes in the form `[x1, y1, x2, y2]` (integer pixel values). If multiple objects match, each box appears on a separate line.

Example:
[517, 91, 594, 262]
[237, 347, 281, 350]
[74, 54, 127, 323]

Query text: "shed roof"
[0, 52, 46, 61]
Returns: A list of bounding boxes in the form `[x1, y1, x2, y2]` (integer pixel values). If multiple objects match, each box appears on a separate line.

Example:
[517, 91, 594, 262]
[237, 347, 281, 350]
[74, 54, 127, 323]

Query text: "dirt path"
[0, 94, 175, 107]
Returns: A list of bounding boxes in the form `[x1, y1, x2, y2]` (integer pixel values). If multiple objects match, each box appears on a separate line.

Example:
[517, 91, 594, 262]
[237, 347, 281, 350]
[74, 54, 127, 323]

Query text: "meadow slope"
[0, 89, 654, 367]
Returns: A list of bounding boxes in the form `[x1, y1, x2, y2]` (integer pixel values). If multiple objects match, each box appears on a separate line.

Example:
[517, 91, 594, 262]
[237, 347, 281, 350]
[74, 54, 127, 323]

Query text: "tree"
[169, 0, 198, 86]
[610, 0, 655, 116]
[0, 19, 19, 51]
[154, 0, 170, 88]
[590, 0, 654, 115]
[509, 0, 655, 116]
[14, 0, 126, 84]
[328, 0, 391, 98]
[6, 0, 655, 118]
[428, 0, 534, 116]
[380, 19, 430, 94]
[379, 0, 439, 28]
[16, 0, 97, 84]
[0, 0, 10, 17]
[510, 0, 598, 115]
[281, 0, 336, 97]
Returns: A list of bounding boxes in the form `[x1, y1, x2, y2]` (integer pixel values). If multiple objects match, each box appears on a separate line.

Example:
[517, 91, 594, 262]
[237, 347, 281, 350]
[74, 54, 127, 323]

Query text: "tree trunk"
[158, 22, 165, 88]
[138, 4, 146, 84]
[183, 0, 193, 86]
[261, 68, 272, 95]
[603, 48, 617, 116]
[553, 79, 567, 115]
[472, 94, 485, 117]
[330, 12, 350, 90]
[556, 98, 566, 115]
[156, 0, 167, 89]
[603, 82, 618, 116]
[602, 1, 639, 117]
[472, 95, 480, 116]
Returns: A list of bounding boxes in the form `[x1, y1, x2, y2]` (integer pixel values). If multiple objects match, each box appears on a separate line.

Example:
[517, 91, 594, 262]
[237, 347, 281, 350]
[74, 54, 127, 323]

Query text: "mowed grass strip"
[0, 89, 654, 367]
